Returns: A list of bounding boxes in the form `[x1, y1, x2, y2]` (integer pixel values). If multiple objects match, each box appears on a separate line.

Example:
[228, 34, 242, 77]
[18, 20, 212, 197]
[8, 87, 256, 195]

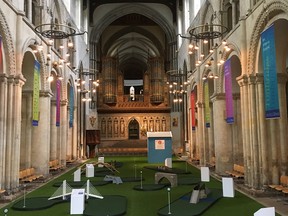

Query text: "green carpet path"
[0, 156, 280, 216]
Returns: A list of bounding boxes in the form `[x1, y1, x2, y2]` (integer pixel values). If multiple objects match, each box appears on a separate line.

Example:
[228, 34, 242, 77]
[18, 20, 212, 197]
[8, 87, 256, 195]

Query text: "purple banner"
[69, 86, 74, 127]
[56, 79, 61, 127]
[224, 58, 234, 123]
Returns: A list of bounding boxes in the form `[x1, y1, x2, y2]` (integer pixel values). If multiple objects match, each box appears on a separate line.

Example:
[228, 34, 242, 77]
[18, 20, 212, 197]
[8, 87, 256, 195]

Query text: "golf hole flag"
[261, 24, 280, 119]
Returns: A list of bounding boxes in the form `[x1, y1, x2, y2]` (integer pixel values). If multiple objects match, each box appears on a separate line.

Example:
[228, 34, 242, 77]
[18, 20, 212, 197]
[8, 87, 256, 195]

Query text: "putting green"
[158, 188, 222, 216]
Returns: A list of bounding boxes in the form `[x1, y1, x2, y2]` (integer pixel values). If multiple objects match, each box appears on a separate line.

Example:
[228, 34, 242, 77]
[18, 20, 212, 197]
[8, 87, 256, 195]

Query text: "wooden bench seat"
[269, 175, 288, 192]
[49, 159, 64, 171]
[226, 164, 244, 178]
[19, 168, 43, 183]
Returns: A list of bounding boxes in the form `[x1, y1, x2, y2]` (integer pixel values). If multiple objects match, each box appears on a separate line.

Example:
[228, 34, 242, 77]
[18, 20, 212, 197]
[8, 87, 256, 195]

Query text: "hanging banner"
[190, 91, 196, 130]
[69, 85, 74, 128]
[56, 79, 61, 127]
[32, 60, 40, 126]
[224, 58, 234, 123]
[261, 24, 280, 118]
[0, 35, 2, 73]
[204, 80, 210, 128]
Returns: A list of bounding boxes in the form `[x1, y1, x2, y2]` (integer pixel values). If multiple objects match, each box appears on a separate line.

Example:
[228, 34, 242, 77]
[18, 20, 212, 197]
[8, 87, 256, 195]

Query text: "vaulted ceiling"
[89, 0, 177, 80]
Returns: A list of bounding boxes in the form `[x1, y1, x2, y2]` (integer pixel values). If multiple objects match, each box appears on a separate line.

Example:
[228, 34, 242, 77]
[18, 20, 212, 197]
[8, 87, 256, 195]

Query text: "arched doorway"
[128, 119, 139, 139]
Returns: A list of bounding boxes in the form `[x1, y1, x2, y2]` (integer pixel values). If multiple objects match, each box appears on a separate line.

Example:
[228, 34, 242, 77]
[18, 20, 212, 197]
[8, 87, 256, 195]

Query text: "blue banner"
[69, 86, 74, 127]
[32, 60, 40, 126]
[224, 58, 234, 123]
[261, 24, 280, 118]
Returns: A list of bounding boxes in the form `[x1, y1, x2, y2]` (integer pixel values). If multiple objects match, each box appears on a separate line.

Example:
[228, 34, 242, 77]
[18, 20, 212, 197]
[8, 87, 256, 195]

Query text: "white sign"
[254, 207, 275, 216]
[155, 139, 165, 150]
[222, 177, 235, 197]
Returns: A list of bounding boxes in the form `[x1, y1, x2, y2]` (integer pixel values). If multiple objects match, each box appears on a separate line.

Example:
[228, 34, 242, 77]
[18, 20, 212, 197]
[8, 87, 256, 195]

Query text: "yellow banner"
[32, 60, 40, 126]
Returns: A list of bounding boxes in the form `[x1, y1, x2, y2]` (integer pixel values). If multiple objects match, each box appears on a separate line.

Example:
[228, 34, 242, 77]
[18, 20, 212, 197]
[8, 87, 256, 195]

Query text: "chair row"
[19, 168, 43, 183]
[269, 175, 288, 196]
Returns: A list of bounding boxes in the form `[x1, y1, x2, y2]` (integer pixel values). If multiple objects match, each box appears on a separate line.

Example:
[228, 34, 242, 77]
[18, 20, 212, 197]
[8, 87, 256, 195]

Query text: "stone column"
[196, 101, 205, 166]
[256, 74, 269, 186]
[5, 76, 14, 192]
[72, 106, 78, 159]
[31, 91, 52, 176]
[27, 0, 32, 20]
[212, 94, 233, 174]
[238, 75, 249, 186]
[21, 93, 32, 169]
[250, 75, 261, 189]
[247, 75, 258, 188]
[277, 73, 288, 175]
[50, 102, 57, 160]
[11, 75, 25, 191]
[60, 100, 68, 166]
[230, 0, 237, 27]
[0, 74, 7, 190]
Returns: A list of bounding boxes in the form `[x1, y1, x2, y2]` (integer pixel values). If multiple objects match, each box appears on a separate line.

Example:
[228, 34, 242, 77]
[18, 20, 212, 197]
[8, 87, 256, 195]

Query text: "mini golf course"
[0, 156, 274, 216]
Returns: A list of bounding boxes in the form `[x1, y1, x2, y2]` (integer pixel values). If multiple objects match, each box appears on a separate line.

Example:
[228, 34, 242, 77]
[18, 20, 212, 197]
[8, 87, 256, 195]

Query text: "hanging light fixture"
[74, 68, 100, 102]
[34, 2, 87, 40]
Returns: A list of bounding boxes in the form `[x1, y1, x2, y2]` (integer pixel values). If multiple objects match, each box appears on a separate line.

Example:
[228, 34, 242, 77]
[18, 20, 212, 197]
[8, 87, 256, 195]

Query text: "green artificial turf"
[0, 156, 281, 216]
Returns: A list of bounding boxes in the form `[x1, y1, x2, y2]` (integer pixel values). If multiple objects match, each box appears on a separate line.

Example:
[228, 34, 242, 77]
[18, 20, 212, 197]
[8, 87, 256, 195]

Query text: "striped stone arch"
[247, 0, 288, 75]
[217, 43, 241, 94]
[0, 8, 16, 76]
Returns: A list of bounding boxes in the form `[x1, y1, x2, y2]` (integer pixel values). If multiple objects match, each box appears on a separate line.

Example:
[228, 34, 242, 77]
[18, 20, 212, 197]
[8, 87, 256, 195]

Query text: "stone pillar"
[5, 76, 14, 192]
[27, 0, 32, 20]
[196, 101, 205, 166]
[31, 91, 52, 176]
[256, 74, 269, 186]
[0, 74, 7, 190]
[11, 75, 25, 191]
[270, 119, 279, 184]
[72, 106, 78, 159]
[238, 75, 249, 186]
[230, 0, 237, 27]
[21, 93, 32, 169]
[50, 102, 57, 160]
[60, 100, 68, 166]
[277, 73, 288, 175]
[249, 75, 260, 189]
[212, 94, 233, 174]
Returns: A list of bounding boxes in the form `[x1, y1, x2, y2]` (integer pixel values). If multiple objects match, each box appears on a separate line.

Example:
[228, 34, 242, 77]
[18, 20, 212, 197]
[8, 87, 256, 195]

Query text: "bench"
[269, 175, 288, 192]
[49, 159, 64, 171]
[66, 156, 76, 164]
[19, 168, 43, 183]
[0, 189, 5, 195]
[226, 164, 244, 178]
[207, 157, 216, 168]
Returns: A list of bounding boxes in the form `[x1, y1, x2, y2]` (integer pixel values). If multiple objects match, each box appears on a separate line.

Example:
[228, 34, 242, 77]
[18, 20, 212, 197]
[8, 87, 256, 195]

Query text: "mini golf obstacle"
[155, 172, 178, 187]
[49, 180, 103, 200]
[158, 183, 222, 216]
